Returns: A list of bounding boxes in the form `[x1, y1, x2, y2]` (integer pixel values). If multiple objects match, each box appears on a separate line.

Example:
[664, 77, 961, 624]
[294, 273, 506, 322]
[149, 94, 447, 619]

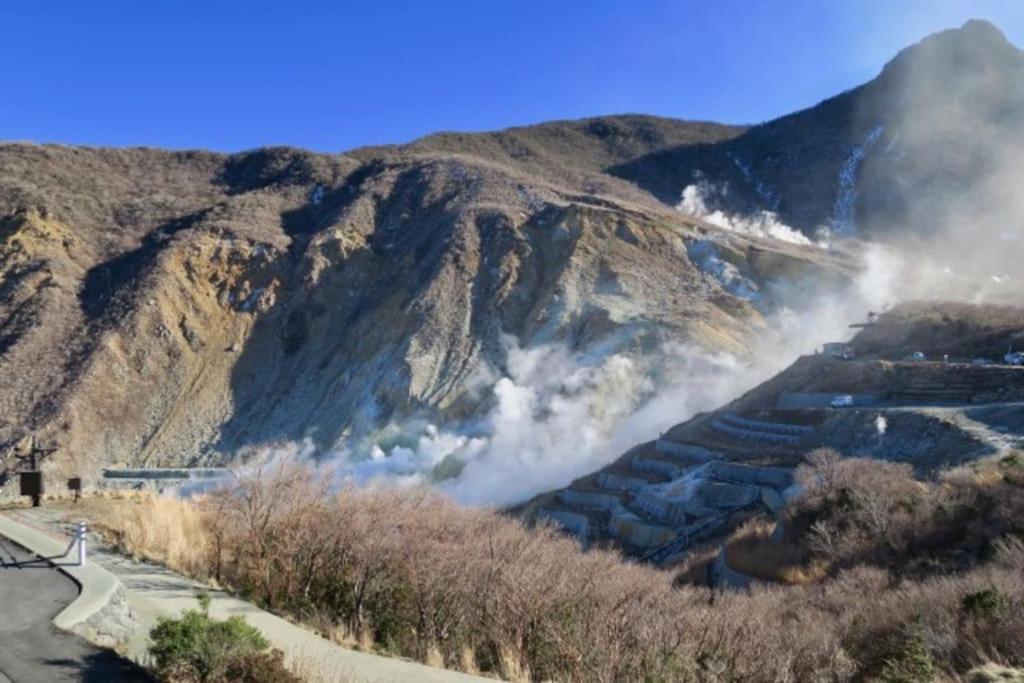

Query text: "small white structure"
[823, 342, 855, 360]
[831, 395, 854, 408]
[907, 351, 927, 362]
[1005, 351, 1024, 366]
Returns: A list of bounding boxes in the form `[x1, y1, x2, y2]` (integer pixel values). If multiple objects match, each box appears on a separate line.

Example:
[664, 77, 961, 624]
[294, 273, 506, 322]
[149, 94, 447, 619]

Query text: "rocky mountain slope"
[2, 20, 1019, 486]
[0, 121, 848, 481]
[613, 19, 1024, 240]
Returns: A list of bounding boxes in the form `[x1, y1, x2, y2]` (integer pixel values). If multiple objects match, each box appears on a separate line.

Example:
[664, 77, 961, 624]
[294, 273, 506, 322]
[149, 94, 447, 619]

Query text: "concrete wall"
[609, 512, 677, 549]
[537, 508, 590, 539]
[597, 472, 648, 492]
[557, 488, 622, 512]
[698, 481, 759, 509]
[633, 489, 691, 524]
[710, 419, 801, 444]
[655, 439, 719, 462]
[721, 413, 813, 435]
[632, 456, 685, 479]
[708, 461, 793, 489]
[777, 392, 881, 409]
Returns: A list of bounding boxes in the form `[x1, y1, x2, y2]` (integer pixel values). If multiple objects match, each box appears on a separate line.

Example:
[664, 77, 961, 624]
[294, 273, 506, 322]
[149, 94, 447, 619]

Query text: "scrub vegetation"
[86, 455, 1024, 682]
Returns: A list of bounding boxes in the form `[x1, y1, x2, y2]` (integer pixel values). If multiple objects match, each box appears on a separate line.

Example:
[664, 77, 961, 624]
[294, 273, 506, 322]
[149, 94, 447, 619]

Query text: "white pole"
[77, 522, 87, 566]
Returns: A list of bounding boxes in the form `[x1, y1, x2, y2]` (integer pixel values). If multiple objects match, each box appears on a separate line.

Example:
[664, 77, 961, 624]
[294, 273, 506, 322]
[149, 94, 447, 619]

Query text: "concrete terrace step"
[631, 455, 688, 479]
[557, 488, 625, 513]
[536, 508, 592, 540]
[655, 439, 721, 462]
[596, 471, 651, 493]
[709, 419, 803, 444]
[681, 425, 801, 460]
[720, 413, 814, 436]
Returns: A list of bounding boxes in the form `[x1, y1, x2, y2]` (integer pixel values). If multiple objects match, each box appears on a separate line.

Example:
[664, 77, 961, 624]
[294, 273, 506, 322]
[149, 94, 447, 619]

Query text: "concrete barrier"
[720, 413, 813, 435]
[632, 489, 673, 521]
[557, 488, 622, 512]
[632, 456, 685, 479]
[777, 393, 882, 409]
[707, 461, 794, 489]
[537, 508, 590, 539]
[608, 511, 677, 549]
[0, 513, 137, 647]
[698, 482, 759, 509]
[655, 439, 720, 462]
[597, 472, 648, 492]
[710, 419, 801, 444]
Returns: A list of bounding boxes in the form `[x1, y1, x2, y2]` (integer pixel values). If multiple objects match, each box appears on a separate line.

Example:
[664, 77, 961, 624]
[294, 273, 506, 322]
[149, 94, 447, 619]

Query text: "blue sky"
[2, 0, 1022, 152]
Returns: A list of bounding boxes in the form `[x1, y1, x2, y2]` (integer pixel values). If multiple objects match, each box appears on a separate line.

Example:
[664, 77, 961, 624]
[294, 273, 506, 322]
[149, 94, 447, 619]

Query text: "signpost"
[19, 470, 44, 507]
[67, 477, 82, 503]
[9, 435, 55, 507]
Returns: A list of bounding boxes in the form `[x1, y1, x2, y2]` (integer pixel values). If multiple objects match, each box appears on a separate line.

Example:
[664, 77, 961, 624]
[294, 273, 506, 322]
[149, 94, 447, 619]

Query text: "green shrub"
[963, 588, 1008, 618]
[148, 590, 296, 682]
[1001, 452, 1023, 469]
[878, 630, 937, 683]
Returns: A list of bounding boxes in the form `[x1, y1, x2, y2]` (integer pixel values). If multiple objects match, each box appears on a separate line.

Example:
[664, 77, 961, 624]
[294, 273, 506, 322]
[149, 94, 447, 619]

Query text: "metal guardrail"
[102, 468, 229, 480]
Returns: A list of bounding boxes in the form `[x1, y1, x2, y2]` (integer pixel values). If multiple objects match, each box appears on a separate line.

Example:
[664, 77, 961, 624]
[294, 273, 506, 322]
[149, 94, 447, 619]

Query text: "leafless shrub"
[89, 459, 1024, 682]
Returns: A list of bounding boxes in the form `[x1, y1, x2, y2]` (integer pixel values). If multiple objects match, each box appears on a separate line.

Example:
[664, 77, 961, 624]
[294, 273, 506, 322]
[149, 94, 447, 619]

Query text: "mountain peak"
[959, 18, 1008, 40]
[879, 18, 1021, 82]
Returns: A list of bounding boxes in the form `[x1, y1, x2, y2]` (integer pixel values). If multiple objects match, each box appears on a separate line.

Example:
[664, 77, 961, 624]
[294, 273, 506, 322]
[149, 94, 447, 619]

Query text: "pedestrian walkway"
[0, 536, 149, 682]
[1, 510, 490, 683]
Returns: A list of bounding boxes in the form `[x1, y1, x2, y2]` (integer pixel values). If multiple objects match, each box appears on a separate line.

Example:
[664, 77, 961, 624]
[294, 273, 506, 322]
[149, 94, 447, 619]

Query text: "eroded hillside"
[4, 20, 1021, 487]
[0, 123, 849, 481]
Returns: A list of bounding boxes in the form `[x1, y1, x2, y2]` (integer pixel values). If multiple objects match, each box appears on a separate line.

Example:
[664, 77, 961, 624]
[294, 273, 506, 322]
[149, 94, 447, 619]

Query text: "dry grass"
[77, 460, 1024, 682]
[724, 519, 828, 585]
[283, 644, 356, 683]
[86, 491, 215, 578]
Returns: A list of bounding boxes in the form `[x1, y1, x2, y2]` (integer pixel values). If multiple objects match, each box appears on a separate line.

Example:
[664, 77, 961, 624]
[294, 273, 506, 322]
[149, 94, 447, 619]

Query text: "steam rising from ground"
[239, 237, 1006, 507]
[678, 179, 814, 246]
[314, 246, 898, 506]
[238, 23, 1024, 506]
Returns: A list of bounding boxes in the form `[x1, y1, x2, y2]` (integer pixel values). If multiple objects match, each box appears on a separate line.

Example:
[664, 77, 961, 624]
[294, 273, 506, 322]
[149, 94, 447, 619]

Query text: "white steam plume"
[678, 179, 815, 246]
[319, 242, 899, 507]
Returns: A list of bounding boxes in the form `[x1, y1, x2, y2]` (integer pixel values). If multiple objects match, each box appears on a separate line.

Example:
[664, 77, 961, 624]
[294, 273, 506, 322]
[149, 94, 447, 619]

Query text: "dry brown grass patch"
[725, 519, 828, 585]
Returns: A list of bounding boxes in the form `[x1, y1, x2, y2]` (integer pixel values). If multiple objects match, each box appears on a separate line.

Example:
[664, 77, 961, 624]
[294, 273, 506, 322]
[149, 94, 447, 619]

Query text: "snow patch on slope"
[831, 125, 885, 235]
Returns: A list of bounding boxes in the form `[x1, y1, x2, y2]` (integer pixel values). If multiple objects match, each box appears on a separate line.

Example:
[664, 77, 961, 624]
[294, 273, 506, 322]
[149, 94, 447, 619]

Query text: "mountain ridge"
[0, 19, 1018, 489]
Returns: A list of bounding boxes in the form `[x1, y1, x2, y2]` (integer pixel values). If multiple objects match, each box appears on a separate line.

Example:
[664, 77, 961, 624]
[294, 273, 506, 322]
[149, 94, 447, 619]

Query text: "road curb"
[0, 513, 129, 640]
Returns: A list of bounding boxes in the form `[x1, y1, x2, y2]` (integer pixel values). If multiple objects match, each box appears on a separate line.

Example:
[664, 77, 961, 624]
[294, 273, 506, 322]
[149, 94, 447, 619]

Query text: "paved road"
[0, 537, 150, 682]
